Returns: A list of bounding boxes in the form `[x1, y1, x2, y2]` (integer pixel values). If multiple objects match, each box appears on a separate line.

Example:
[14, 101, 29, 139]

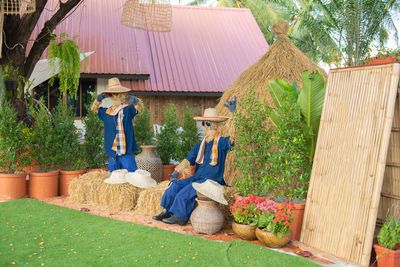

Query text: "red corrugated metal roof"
[28, 1, 268, 93]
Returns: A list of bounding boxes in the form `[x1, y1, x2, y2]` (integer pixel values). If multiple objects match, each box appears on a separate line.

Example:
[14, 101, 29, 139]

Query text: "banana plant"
[267, 70, 326, 160]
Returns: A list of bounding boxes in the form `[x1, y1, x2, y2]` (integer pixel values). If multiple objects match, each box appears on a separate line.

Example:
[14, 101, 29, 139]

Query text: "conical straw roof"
[216, 21, 327, 185]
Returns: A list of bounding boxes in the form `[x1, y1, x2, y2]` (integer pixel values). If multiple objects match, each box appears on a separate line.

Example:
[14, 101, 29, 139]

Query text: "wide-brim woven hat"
[192, 179, 228, 205]
[126, 169, 157, 188]
[104, 169, 128, 184]
[193, 108, 230, 122]
[103, 77, 132, 93]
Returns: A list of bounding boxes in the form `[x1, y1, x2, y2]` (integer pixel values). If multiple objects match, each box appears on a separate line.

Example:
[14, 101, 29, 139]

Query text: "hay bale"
[216, 22, 327, 185]
[134, 181, 169, 216]
[69, 171, 110, 204]
[96, 182, 143, 212]
[218, 186, 236, 223]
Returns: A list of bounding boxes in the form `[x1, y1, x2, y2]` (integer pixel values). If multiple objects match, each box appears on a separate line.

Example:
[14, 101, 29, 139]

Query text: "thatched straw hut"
[216, 21, 327, 185]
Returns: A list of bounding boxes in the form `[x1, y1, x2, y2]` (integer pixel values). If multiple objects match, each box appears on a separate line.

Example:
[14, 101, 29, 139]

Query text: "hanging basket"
[1, 0, 36, 15]
[120, 0, 172, 32]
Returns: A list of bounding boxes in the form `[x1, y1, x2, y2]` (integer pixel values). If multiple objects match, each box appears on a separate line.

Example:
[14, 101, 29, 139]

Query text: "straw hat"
[126, 169, 157, 188]
[193, 108, 230, 122]
[104, 169, 128, 184]
[192, 179, 228, 205]
[103, 77, 132, 93]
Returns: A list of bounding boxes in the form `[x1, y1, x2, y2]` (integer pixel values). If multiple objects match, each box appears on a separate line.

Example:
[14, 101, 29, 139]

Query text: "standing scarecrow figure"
[153, 99, 236, 225]
[91, 78, 141, 172]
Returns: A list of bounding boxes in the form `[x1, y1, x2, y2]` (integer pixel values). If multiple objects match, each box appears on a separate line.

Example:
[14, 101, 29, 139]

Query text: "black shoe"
[162, 215, 187, 226]
[152, 209, 171, 221]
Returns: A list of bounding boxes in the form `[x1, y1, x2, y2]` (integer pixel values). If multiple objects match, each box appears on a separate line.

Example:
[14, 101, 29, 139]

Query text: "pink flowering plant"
[230, 195, 264, 225]
[254, 200, 295, 238]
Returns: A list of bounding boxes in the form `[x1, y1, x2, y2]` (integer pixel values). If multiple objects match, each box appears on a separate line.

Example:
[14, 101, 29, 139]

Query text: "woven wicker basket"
[190, 199, 224, 235]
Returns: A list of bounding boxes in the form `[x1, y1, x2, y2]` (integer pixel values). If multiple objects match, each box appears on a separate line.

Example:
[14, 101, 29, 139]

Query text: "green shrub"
[82, 95, 107, 169]
[134, 106, 154, 151]
[156, 103, 180, 165]
[233, 86, 274, 196]
[28, 100, 59, 172]
[177, 106, 200, 161]
[0, 100, 30, 172]
[52, 101, 87, 170]
[377, 215, 400, 250]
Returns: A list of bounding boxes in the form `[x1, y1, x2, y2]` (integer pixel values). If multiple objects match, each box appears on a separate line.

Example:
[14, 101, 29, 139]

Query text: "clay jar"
[255, 228, 292, 248]
[136, 145, 163, 182]
[190, 199, 224, 235]
[231, 221, 257, 241]
[0, 172, 27, 201]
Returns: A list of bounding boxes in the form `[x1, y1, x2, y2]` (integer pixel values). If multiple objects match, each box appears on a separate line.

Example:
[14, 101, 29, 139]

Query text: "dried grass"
[69, 171, 110, 204]
[216, 22, 327, 185]
[218, 186, 236, 223]
[97, 182, 143, 212]
[134, 181, 169, 216]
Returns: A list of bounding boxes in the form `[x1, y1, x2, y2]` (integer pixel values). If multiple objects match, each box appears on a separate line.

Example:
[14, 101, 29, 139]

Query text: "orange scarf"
[195, 133, 220, 166]
[106, 104, 128, 155]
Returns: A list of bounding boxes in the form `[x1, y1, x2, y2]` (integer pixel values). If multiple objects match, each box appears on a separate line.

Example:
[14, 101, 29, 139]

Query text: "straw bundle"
[96, 182, 143, 212]
[69, 171, 110, 204]
[218, 186, 236, 223]
[215, 22, 327, 185]
[120, 0, 172, 32]
[134, 181, 169, 215]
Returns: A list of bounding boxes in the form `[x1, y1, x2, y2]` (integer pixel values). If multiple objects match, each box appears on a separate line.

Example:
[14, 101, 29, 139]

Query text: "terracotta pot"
[0, 172, 27, 201]
[59, 170, 86, 196]
[232, 221, 257, 240]
[87, 168, 108, 173]
[29, 171, 59, 199]
[255, 227, 292, 248]
[374, 244, 400, 267]
[366, 56, 397, 65]
[190, 199, 224, 235]
[162, 164, 176, 181]
[275, 202, 305, 241]
[136, 145, 163, 182]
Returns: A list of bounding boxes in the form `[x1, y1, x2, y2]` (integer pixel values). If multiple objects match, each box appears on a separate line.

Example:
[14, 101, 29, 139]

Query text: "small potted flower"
[230, 195, 264, 240]
[365, 48, 400, 65]
[254, 200, 295, 248]
[373, 215, 400, 267]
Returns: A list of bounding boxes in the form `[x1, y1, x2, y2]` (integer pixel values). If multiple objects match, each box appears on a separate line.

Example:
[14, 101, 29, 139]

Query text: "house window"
[34, 79, 96, 117]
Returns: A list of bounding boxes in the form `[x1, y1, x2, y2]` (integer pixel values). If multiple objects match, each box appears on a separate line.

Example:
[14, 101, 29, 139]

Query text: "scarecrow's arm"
[224, 96, 237, 144]
[91, 93, 108, 113]
[175, 159, 192, 179]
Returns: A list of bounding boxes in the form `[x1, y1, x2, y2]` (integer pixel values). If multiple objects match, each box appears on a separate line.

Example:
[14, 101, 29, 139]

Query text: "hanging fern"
[48, 32, 88, 99]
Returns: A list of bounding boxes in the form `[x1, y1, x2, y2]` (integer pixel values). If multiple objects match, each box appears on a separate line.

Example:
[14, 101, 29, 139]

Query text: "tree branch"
[24, 0, 83, 78]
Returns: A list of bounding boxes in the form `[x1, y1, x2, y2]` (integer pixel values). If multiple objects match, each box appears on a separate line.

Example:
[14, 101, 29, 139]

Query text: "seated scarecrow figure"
[91, 77, 140, 172]
[153, 100, 236, 225]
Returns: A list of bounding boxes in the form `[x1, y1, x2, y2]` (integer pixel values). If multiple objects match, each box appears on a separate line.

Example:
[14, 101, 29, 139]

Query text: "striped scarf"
[195, 133, 220, 166]
[106, 104, 128, 156]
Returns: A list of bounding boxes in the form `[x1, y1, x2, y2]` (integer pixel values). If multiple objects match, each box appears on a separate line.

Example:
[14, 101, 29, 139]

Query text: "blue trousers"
[108, 153, 138, 172]
[161, 176, 207, 222]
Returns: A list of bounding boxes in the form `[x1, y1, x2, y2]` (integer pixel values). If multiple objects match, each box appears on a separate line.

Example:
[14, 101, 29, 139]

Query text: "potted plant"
[82, 96, 107, 172]
[373, 215, 400, 267]
[134, 106, 162, 182]
[364, 48, 400, 65]
[52, 102, 87, 196]
[28, 100, 60, 199]
[232, 86, 275, 197]
[156, 103, 180, 180]
[0, 100, 31, 201]
[177, 106, 200, 178]
[254, 200, 295, 248]
[230, 195, 264, 240]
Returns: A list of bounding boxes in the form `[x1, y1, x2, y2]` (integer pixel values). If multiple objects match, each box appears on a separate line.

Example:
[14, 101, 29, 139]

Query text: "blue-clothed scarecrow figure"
[153, 99, 236, 225]
[91, 78, 141, 172]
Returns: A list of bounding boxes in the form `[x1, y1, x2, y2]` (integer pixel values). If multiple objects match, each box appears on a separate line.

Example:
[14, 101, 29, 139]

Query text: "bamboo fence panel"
[378, 95, 400, 219]
[300, 63, 400, 266]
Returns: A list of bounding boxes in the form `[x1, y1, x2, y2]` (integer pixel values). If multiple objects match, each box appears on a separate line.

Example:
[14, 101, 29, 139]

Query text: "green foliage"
[267, 96, 312, 199]
[134, 106, 154, 150]
[82, 95, 107, 169]
[156, 103, 180, 165]
[233, 86, 274, 196]
[52, 101, 86, 170]
[0, 101, 30, 172]
[268, 70, 326, 160]
[177, 106, 200, 161]
[377, 215, 400, 250]
[48, 32, 87, 99]
[28, 100, 59, 172]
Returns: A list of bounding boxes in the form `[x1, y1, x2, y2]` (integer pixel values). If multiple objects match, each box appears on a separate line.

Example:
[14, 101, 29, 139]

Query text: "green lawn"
[0, 199, 318, 266]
